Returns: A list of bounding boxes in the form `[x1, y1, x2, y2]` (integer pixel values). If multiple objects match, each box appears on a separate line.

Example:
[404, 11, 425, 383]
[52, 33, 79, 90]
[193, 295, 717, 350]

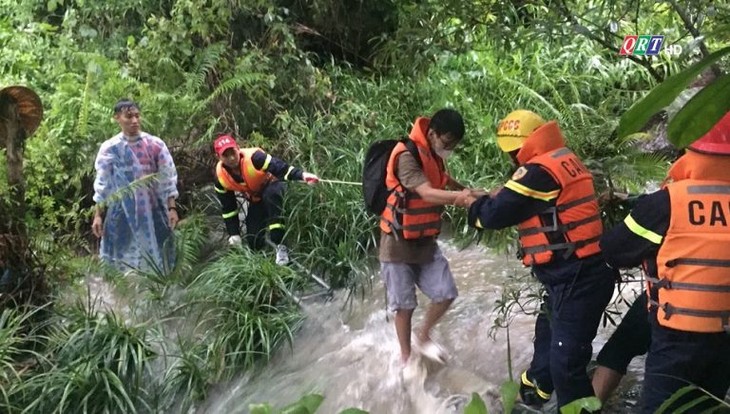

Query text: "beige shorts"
[380, 247, 458, 311]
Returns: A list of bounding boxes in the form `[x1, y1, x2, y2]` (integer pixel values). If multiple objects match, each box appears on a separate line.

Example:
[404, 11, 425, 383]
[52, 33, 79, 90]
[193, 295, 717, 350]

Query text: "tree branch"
[666, 0, 723, 78]
[553, 0, 664, 82]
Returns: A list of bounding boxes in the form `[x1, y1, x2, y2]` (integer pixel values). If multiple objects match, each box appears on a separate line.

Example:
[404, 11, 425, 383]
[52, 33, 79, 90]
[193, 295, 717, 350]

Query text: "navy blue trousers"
[526, 258, 616, 408]
[245, 180, 286, 249]
[640, 313, 730, 413]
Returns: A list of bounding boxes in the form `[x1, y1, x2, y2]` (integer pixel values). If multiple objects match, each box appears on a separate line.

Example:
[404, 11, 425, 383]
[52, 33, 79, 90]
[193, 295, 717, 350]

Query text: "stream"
[198, 242, 645, 414]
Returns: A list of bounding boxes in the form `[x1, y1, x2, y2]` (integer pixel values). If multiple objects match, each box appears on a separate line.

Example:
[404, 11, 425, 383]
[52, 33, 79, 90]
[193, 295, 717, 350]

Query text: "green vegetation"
[2, 0, 729, 412]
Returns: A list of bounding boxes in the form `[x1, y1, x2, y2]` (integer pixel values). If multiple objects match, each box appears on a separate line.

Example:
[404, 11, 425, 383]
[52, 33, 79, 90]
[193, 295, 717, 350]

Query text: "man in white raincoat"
[91, 99, 179, 272]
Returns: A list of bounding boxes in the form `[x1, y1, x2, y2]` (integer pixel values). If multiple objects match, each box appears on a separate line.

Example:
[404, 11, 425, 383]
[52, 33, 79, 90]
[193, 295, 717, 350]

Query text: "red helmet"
[687, 111, 730, 155]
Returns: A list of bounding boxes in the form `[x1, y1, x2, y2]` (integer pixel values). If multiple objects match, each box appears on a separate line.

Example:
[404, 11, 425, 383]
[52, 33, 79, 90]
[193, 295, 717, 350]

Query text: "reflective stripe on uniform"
[505, 180, 560, 202]
[521, 371, 551, 400]
[284, 166, 294, 180]
[687, 184, 730, 195]
[268, 223, 284, 230]
[262, 154, 272, 171]
[222, 210, 238, 219]
[624, 214, 663, 244]
[214, 185, 227, 194]
[549, 147, 572, 158]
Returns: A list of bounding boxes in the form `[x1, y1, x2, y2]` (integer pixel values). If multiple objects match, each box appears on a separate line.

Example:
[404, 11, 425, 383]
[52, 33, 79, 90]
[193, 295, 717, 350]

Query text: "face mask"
[436, 149, 453, 160]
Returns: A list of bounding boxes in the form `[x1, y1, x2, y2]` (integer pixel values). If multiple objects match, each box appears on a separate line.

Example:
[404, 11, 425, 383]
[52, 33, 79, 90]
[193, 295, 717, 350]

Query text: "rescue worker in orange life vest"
[463, 110, 617, 412]
[213, 135, 319, 265]
[599, 111, 730, 414]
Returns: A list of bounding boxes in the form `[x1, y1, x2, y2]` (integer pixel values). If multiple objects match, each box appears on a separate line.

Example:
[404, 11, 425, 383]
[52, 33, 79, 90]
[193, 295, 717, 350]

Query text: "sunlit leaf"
[288, 394, 324, 414]
[559, 396, 602, 414]
[655, 385, 697, 414]
[338, 408, 369, 414]
[667, 74, 730, 148]
[464, 392, 489, 414]
[618, 46, 730, 139]
[500, 380, 520, 414]
[249, 403, 274, 414]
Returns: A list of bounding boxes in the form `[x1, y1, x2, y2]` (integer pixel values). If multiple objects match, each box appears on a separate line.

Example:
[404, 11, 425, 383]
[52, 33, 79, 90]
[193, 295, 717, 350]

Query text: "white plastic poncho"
[93, 132, 179, 272]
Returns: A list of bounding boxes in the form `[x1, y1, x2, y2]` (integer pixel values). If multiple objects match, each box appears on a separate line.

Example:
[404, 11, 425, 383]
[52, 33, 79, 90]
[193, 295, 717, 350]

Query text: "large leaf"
[249, 404, 273, 414]
[655, 385, 697, 414]
[667, 74, 730, 148]
[500, 380, 520, 414]
[280, 394, 325, 414]
[559, 396, 602, 414]
[464, 392, 489, 414]
[618, 46, 730, 139]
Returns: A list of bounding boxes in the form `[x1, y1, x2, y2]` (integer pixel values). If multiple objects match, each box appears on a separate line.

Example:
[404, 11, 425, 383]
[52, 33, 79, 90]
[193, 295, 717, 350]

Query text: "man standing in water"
[92, 99, 179, 272]
[378, 108, 473, 367]
[463, 110, 616, 413]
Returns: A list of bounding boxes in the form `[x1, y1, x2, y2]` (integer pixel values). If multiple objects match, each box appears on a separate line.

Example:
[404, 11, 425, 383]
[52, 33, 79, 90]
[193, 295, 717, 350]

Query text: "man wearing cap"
[599, 111, 730, 413]
[463, 110, 616, 412]
[213, 134, 319, 265]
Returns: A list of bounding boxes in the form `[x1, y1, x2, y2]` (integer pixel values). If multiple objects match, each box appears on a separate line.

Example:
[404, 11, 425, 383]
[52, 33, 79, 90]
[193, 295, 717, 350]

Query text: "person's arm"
[599, 190, 646, 209]
[397, 152, 471, 207]
[156, 138, 180, 228]
[600, 189, 670, 268]
[444, 175, 466, 191]
[92, 141, 114, 238]
[413, 182, 471, 206]
[214, 180, 241, 237]
[249, 150, 302, 180]
[467, 164, 560, 230]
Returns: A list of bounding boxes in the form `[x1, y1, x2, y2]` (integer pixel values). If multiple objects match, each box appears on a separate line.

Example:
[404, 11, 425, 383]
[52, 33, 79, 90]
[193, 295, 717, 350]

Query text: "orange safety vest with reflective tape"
[653, 180, 730, 333]
[379, 134, 447, 240]
[517, 147, 603, 266]
[215, 147, 274, 202]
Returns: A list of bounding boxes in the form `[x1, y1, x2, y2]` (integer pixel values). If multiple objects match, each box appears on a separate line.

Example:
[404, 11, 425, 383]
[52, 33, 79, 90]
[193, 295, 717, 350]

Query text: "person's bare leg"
[591, 365, 624, 403]
[416, 299, 454, 343]
[395, 308, 415, 363]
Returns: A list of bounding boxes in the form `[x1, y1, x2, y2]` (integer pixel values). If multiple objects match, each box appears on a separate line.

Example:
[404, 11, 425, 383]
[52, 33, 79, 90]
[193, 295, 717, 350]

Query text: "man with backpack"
[374, 108, 474, 367]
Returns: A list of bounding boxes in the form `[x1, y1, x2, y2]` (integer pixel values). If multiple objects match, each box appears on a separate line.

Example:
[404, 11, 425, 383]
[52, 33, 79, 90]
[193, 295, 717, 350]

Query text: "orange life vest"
[652, 180, 730, 333]
[215, 147, 274, 202]
[379, 118, 447, 240]
[517, 147, 603, 266]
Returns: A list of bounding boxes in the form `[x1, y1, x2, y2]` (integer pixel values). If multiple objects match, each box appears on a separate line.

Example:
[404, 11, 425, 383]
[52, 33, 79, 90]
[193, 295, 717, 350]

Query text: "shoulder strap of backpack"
[390, 137, 425, 193]
[402, 137, 423, 169]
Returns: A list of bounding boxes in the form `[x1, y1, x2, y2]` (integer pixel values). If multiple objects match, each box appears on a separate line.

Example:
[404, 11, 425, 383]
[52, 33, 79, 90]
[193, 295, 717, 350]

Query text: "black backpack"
[362, 138, 422, 216]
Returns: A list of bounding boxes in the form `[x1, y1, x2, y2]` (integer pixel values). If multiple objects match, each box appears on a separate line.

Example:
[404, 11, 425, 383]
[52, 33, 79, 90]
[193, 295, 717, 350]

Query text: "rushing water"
[198, 242, 645, 414]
